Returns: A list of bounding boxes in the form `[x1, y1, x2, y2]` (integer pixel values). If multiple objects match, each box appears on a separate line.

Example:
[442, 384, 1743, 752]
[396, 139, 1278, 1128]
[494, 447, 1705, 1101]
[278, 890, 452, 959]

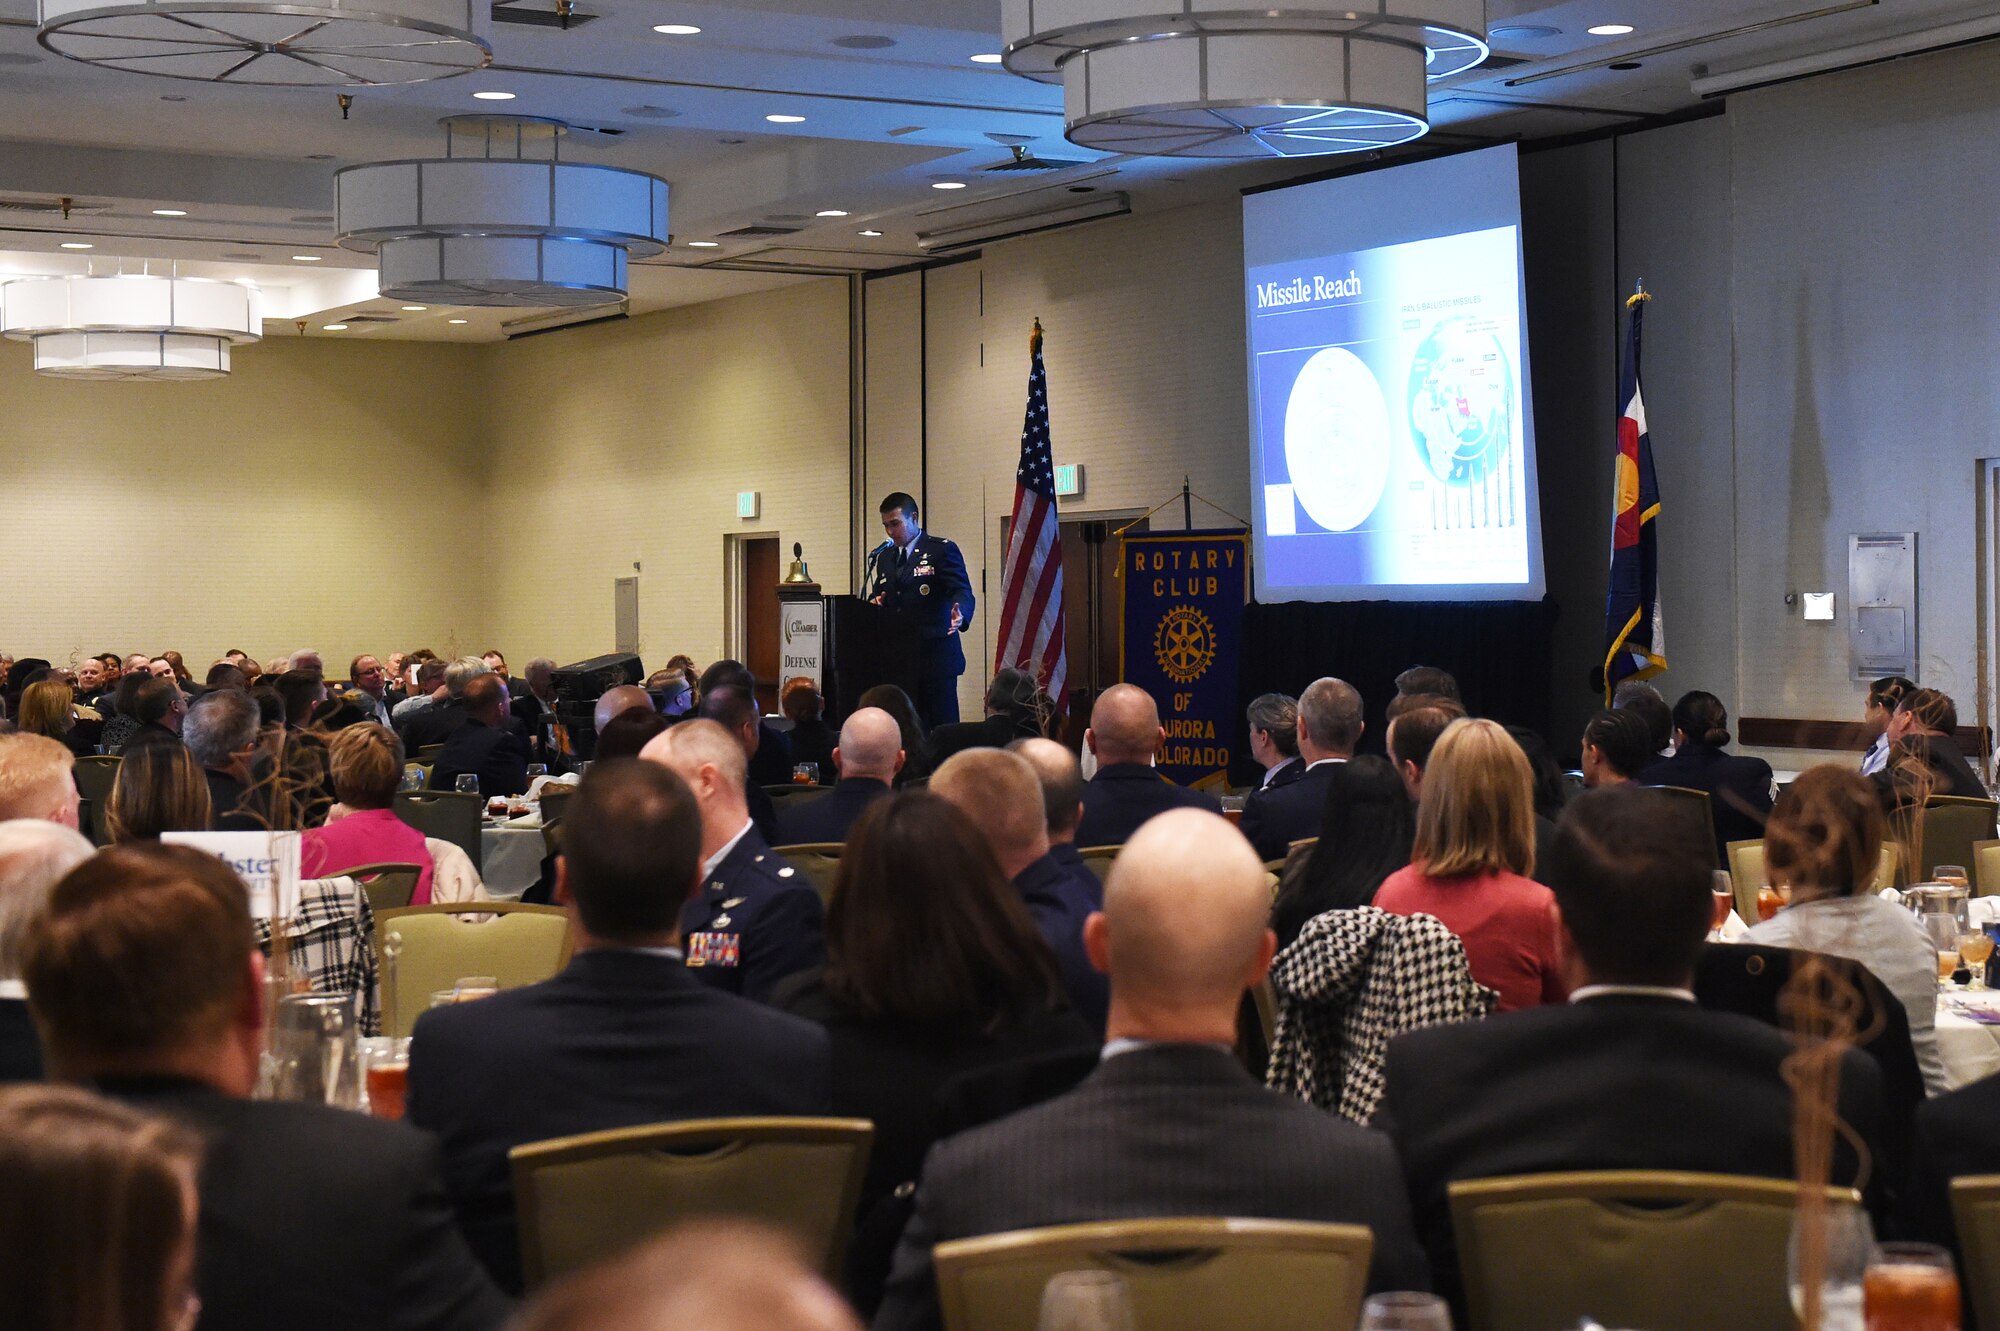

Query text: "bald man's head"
[642, 719, 749, 847]
[463, 671, 508, 722]
[931, 748, 1049, 878]
[835, 708, 903, 783]
[1091, 808, 1272, 1027]
[1008, 737, 1084, 841]
[1087, 684, 1163, 766]
[594, 685, 654, 734]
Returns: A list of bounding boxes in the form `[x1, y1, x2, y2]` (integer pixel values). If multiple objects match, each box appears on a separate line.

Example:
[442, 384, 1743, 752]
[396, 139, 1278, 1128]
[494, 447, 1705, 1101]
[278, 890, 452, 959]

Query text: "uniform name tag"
[686, 932, 741, 968]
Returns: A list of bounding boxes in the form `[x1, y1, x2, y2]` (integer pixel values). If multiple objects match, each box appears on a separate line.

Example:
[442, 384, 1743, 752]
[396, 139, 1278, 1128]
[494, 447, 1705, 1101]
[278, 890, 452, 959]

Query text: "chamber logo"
[1154, 606, 1216, 684]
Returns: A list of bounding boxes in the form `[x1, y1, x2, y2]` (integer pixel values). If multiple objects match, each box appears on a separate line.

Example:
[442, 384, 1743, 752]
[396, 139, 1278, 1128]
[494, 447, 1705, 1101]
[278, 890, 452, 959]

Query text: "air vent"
[720, 222, 803, 237]
[490, 3, 599, 27]
[566, 124, 627, 141]
[340, 314, 400, 324]
[0, 196, 108, 216]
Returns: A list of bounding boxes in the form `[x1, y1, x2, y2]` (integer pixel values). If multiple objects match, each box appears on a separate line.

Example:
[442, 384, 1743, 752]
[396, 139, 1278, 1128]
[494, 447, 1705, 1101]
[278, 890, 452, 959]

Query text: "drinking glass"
[1758, 883, 1787, 922]
[1864, 1243, 1960, 1331]
[792, 762, 819, 786]
[268, 992, 361, 1109]
[454, 773, 479, 797]
[1357, 1292, 1453, 1331]
[1712, 870, 1736, 932]
[454, 975, 499, 1002]
[1036, 1271, 1134, 1331]
[398, 764, 424, 792]
[1788, 1201, 1873, 1331]
[363, 1037, 410, 1121]
[1959, 931, 1995, 991]
[1928, 914, 1964, 989]
[1936, 865, 1970, 891]
[526, 763, 548, 785]
[428, 989, 459, 1010]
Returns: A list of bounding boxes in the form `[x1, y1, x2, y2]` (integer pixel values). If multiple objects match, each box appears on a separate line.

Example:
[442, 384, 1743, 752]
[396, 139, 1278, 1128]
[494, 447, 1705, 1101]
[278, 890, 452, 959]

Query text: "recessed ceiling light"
[687, 240, 720, 248]
[1490, 24, 1560, 39]
[447, 318, 469, 324]
[931, 181, 966, 190]
[831, 34, 895, 49]
[652, 22, 700, 34]
[970, 52, 1003, 63]
[816, 209, 849, 217]
[304, 153, 335, 161]
[401, 305, 428, 311]
[858, 229, 883, 237]
[472, 90, 516, 101]
[765, 113, 806, 124]
[1586, 23, 1634, 35]
[322, 323, 348, 331]
[60, 242, 92, 250]
[159, 94, 187, 102]
[152, 208, 188, 217]
[1608, 60, 1642, 69]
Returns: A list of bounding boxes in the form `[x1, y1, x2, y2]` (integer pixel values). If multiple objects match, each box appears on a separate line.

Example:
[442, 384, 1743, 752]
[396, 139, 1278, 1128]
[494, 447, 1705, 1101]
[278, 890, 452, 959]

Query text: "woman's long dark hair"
[823, 792, 1065, 1034]
[857, 685, 930, 786]
[1270, 755, 1414, 947]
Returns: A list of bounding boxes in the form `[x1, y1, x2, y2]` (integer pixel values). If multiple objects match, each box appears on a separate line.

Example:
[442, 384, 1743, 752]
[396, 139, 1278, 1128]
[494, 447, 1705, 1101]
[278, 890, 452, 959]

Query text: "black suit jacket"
[406, 949, 831, 1292]
[1014, 852, 1108, 1034]
[775, 777, 892, 845]
[1074, 763, 1224, 848]
[1896, 1069, 2000, 1291]
[1637, 743, 1774, 861]
[1239, 760, 1340, 861]
[400, 698, 470, 752]
[102, 1076, 509, 1331]
[926, 713, 1039, 768]
[1381, 995, 1883, 1310]
[874, 1044, 1430, 1331]
[1872, 733, 1990, 811]
[1261, 756, 1306, 790]
[0, 997, 41, 1082]
[432, 719, 532, 799]
[863, 533, 976, 674]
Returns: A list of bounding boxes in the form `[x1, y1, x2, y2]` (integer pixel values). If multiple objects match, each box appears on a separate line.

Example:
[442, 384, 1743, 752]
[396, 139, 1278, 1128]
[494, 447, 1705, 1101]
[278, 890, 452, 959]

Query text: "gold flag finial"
[1029, 317, 1043, 354]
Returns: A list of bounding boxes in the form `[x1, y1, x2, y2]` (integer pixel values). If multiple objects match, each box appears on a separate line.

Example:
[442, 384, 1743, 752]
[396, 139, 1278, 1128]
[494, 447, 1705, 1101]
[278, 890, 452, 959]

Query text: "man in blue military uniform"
[641, 718, 824, 1003]
[864, 490, 975, 730]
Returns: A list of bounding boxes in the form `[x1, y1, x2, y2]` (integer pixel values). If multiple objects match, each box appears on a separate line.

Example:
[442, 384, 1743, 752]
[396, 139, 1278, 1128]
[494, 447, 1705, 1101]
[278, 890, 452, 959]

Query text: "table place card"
[162, 830, 302, 918]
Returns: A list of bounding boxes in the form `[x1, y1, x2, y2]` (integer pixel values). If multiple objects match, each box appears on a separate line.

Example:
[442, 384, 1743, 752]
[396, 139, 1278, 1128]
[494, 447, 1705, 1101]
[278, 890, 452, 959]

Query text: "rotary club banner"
[1119, 529, 1249, 786]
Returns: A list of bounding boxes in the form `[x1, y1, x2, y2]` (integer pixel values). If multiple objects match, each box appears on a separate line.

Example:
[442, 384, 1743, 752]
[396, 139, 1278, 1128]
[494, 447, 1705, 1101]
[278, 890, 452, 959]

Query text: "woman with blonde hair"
[106, 741, 213, 842]
[0, 1083, 203, 1331]
[1374, 717, 1566, 1010]
[16, 679, 97, 757]
[1746, 764, 1948, 1094]
[301, 722, 437, 901]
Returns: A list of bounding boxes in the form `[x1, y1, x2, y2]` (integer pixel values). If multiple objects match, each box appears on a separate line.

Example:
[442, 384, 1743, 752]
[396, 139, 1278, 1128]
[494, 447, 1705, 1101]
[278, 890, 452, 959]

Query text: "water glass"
[454, 773, 479, 797]
[1036, 1271, 1134, 1331]
[1788, 1201, 1874, 1331]
[1357, 1292, 1453, 1330]
[267, 992, 362, 1109]
[399, 764, 425, 792]
[454, 975, 499, 1002]
[526, 763, 548, 783]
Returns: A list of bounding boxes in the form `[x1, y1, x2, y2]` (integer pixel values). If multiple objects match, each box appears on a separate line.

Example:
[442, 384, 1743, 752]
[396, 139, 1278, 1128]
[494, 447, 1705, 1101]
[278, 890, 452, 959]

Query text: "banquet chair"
[1078, 845, 1121, 883]
[1950, 1174, 2000, 1330]
[771, 843, 843, 902]
[1724, 839, 1764, 925]
[1450, 1171, 1859, 1331]
[510, 1116, 873, 1290]
[536, 785, 573, 827]
[72, 754, 119, 846]
[1916, 796, 1999, 883]
[1652, 786, 1720, 870]
[372, 902, 570, 1038]
[765, 784, 834, 815]
[1975, 839, 2000, 897]
[338, 861, 423, 915]
[933, 1217, 1373, 1331]
[394, 790, 482, 871]
[417, 743, 446, 761]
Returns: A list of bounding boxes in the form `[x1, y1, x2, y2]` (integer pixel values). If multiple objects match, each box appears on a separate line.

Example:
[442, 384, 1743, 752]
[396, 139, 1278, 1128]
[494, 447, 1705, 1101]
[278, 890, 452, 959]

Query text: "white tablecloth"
[479, 819, 545, 900]
[1936, 989, 2000, 1091]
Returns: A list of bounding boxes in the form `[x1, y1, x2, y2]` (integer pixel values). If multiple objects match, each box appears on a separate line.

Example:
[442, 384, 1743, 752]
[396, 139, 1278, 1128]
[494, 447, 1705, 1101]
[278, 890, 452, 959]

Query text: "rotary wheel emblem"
[1154, 606, 1216, 684]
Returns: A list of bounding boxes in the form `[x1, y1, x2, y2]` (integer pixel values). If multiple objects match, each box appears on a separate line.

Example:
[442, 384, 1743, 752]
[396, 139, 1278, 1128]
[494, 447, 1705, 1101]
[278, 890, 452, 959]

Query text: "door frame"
[722, 531, 781, 669]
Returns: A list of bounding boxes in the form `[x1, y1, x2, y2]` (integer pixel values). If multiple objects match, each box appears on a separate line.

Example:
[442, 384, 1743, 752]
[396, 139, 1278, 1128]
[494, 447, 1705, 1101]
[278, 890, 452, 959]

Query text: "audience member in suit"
[0, 731, 83, 828]
[1246, 692, 1304, 791]
[1895, 1069, 2000, 1288]
[1393, 664, 1462, 707]
[1872, 686, 1988, 811]
[347, 654, 395, 728]
[1746, 765, 1949, 1095]
[1239, 677, 1365, 862]
[129, 674, 189, 749]
[590, 705, 668, 763]
[591, 684, 655, 741]
[186, 689, 275, 833]
[924, 667, 1044, 769]
[400, 657, 489, 753]
[1271, 756, 1413, 948]
[773, 792, 1094, 1311]
[699, 683, 783, 843]
[391, 658, 449, 737]
[431, 674, 532, 799]
[858, 685, 931, 788]
[874, 808, 1430, 1331]
[406, 758, 830, 1293]
[641, 720, 825, 1002]
[509, 657, 561, 766]
[1383, 696, 1466, 803]
[780, 677, 839, 778]
[698, 660, 794, 788]
[1375, 718, 1567, 1011]
[934, 747, 1108, 1033]
[513, 1223, 861, 1331]
[1636, 690, 1774, 862]
[0, 820, 92, 1082]
[1073, 685, 1222, 848]
[1009, 737, 1096, 894]
[775, 707, 902, 846]
[1381, 785, 1884, 1313]
[24, 843, 511, 1331]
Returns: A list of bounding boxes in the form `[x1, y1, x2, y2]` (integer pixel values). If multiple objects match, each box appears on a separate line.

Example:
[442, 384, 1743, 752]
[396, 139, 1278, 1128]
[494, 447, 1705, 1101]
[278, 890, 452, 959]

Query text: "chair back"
[764, 784, 834, 814]
[417, 743, 445, 761]
[1876, 841, 1901, 891]
[1976, 839, 2000, 897]
[536, 785, 573, 827]
[1951, 1174, 2000, 1331]
[1652, 786, 1720, 869]
[373, 903, 570, 1038]
[1077, 845, 1120, 884]
[73, 754, 119, 845]
[1724, 839, 1764, 925]
[1450, 1171, 1858, 1331]
[1918, 796, 2000, 881]
[934, 1217, 1373, 1331]
[394, 790, 482, 871]
[340, 861, 423, 915]
[771, 843, 842, 903]
[510, 1117, 873, 1290]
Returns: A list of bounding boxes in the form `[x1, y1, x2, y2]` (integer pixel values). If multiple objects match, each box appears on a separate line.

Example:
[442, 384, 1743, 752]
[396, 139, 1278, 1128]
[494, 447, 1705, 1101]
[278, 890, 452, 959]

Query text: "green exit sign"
[1053, 463, 1082, 498]
[736, 491, 760, 519]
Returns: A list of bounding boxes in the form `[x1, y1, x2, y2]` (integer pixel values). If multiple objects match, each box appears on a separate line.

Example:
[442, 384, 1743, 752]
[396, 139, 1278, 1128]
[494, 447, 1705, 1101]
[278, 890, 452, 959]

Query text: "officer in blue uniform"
[680, 822, 825, 1003]
[863, 490, 976, 730]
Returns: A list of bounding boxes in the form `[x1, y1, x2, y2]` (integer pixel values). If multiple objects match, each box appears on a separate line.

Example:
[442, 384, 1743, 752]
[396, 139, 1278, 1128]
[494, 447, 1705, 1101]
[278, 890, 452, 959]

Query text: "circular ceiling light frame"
[0, 273, 262, 380]
[37, 0, 490, 86]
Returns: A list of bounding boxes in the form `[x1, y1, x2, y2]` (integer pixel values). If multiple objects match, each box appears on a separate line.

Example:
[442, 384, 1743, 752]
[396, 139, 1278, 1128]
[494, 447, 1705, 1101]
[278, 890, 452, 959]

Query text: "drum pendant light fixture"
[0, 274, 262, 379]
[334, 116, 669, 308]
[38, 0, 489, 86]
[1000, 0, 1488, 157]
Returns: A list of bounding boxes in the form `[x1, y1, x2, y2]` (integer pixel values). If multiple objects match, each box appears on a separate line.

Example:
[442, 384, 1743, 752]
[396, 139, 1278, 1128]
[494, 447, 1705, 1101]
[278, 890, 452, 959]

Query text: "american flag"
[993, 319, 1068, 710]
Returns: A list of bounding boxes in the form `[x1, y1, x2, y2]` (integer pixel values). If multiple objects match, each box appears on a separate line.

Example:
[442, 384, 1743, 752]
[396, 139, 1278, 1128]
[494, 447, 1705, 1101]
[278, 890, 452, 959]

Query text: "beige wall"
[0, 336, 488, 676]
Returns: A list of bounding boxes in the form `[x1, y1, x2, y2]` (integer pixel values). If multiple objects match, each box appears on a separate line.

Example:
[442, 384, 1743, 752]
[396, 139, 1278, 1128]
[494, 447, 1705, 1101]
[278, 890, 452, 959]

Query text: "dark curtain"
[1228, 597, 1562, 783]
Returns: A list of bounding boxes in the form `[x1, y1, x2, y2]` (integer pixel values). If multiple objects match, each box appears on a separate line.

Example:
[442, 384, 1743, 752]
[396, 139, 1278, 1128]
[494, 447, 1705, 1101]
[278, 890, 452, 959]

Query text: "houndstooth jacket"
[255, 876, 380, 1037]
[1266, 906, 1496, 1124]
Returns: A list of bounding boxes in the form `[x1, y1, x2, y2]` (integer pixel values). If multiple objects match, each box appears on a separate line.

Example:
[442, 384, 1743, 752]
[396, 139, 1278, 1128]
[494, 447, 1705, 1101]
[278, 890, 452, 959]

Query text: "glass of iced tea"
[1863, 1243, 1959, 1331]
[1936, 865, 1970, 891]
[364, 1038, 409, 1121]
[1958, 931, 1995, 991]
[1712, 871, 1735, 932]
[453, 975, 499, 1002]
[1758, 884, 1787, 922]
